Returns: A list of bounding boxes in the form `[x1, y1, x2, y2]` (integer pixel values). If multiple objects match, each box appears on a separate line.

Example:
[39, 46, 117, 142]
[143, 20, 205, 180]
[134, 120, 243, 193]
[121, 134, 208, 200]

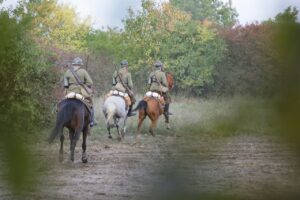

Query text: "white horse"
[102, 95, 128, 140]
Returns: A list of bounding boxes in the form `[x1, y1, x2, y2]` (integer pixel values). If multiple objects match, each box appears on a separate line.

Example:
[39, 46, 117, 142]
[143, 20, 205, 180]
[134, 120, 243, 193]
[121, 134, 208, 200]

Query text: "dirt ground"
[1, 131, 300, 200]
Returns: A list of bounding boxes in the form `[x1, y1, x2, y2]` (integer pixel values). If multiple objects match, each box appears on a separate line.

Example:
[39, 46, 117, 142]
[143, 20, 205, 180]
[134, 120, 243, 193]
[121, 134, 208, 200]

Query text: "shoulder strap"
[117, 69, 131, 93]
[69, 67, 82, 84]
[68, 66, 91, 95]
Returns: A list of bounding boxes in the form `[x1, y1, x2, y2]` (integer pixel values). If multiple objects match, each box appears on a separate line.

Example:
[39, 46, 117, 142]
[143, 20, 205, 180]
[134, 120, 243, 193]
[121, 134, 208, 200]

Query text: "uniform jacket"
[148, 69, 168, 93]
[112, 67, 133, 93]
[64, 66, 93, 95]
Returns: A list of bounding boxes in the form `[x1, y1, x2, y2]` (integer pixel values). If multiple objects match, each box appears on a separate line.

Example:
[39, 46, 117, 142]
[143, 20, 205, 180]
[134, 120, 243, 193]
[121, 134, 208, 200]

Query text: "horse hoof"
[70, 156, 74, 162]
[108, 135, 112, 139]
[117, 137, 122, 141]
[149, 131, 155, 137]
[82, 152, 88, 163]
[121, 131, 125, 138]
[59, 155, 64, 163]
[166, 124, 171, 129]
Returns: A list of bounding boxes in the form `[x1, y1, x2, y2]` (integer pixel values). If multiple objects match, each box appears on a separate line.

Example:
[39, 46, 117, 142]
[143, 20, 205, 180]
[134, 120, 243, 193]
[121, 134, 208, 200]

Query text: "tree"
[212, 7, 300, 97]
[214, 23, 278, 96]
[119, 0, 227, 94]
[16, 0, 91, 52]
[0, 6, 57, 192]
[275, 6, 299, 23]
[170, 0, 238, 26]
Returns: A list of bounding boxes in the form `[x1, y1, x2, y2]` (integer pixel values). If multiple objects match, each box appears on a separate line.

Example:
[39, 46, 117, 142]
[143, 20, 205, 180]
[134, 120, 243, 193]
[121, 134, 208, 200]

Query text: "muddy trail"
[1, 132, 300, 200]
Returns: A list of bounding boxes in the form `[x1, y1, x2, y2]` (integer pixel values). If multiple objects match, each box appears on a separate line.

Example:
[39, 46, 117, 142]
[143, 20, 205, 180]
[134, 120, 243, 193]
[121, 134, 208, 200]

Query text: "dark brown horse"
[49, 98, 90, 163]
[133, 73, 174, 137]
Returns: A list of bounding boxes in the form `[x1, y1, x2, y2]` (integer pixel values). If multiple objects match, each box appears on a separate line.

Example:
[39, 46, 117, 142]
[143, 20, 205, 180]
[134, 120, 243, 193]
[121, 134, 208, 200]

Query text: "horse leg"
[82, 127, 88, 163]
[116, 124, 122, 141]
[59, 134, 64, 162]
[119, 117, 127, 139]
[69, 129, 80, 162]
[149, 118, 158, 137]
[136, 111, 146, 141]
[107, 127, 112, 139]
[69, 132, 75, 162]
[163, 112, 170, 129]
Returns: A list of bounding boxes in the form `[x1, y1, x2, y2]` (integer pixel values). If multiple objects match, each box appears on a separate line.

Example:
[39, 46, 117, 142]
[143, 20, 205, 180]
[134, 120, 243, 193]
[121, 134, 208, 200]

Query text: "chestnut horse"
[49, 98, 90, 163]
[133, 72, 174, 137]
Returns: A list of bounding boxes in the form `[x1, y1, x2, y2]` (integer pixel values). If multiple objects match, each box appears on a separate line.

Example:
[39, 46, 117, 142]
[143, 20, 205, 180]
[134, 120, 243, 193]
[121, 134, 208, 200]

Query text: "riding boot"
[164, 103, 173, 116]
[90, 107, 98, 127]
[127, 105, 136, 117]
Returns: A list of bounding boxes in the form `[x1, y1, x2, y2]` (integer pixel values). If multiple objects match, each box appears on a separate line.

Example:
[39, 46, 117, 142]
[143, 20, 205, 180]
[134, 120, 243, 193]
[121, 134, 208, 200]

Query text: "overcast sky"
[1, 0, 300, 29]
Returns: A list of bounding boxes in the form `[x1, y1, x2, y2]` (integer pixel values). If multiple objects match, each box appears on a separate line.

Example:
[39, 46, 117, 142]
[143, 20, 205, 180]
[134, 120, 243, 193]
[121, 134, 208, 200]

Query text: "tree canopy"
[87, 0, 227, 94]
[170, 0, 238, 26]
[16, 0, 91, 52]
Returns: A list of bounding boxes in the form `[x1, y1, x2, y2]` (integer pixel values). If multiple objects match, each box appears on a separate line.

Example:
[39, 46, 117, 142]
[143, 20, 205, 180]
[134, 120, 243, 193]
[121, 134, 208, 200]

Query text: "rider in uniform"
[112, 60, 136, 117]
[148, 61, 172, 125]
[63, 57, 97, 127]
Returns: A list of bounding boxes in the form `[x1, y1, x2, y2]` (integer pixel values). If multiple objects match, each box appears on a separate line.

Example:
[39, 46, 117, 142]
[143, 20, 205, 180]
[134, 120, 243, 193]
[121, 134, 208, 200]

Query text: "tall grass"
[92, 95, 278, 137]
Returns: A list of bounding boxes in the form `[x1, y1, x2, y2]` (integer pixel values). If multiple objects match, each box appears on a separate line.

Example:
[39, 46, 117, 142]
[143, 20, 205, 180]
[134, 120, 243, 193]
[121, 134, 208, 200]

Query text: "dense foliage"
[0, 0, 92, 191]
[1, 0, 299, 122]
[211, 6, 300, 96]
[17, 0, 91, 52]
[0, 9, 53, 129]
[0, 7, 53, 192]
[211, 24, 278, 96]
[170, 0, 238, 26]
[87, 0, 228, 95]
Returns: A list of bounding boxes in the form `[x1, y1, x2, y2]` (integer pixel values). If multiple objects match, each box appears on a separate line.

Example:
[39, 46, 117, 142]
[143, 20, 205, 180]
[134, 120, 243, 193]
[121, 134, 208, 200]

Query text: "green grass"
[92, 95, 279, 137]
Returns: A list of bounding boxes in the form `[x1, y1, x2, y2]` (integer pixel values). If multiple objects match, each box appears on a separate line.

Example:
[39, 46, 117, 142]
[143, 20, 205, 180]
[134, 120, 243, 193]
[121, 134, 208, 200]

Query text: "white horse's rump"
[105, 102, 117, 128]
[102, 95, 127, 139]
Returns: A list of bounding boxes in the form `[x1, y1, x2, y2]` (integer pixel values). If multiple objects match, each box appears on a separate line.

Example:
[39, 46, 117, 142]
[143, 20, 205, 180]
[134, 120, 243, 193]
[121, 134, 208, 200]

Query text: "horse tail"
[106, 103, 117, 127]
[48, 103, 73, 143]
[133, 100, 147, 112]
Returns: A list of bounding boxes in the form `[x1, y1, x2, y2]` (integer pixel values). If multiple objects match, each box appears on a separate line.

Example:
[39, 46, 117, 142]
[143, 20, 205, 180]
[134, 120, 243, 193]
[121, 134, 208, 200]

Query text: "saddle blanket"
[65, 92, 85, 101]
[105, 90, 131, 106]
[145, 91, 161, 99]
[144, 91, 165, 105]
[110, 90, 129, 97]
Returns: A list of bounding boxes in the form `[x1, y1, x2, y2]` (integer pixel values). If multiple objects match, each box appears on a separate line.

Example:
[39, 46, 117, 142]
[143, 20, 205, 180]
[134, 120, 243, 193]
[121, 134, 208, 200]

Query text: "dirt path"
[1, 133, 300, 200]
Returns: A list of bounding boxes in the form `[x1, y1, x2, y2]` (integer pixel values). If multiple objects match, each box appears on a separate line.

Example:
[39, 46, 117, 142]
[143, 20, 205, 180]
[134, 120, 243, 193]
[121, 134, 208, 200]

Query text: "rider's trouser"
[127, 95, 136, 116]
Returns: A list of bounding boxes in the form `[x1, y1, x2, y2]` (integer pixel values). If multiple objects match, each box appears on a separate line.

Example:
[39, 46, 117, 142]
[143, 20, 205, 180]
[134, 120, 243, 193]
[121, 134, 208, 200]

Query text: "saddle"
[105, 90, 131, 107]
[64, 92, 92, 113]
